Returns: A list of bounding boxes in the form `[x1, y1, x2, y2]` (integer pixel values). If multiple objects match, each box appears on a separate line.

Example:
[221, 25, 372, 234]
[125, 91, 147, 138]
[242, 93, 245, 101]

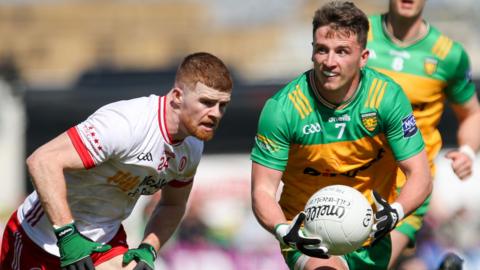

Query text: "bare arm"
[395, 149, 432, 215]
[251, 162, 286, 234]
[446, 93, 480, 179]
[26, 132, 85, 227]
[141, 183, 192, 251]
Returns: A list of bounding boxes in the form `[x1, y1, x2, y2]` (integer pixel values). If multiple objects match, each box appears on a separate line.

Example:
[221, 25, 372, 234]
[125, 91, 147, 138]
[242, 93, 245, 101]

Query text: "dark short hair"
[175, 52, 233, 93]
[312, 1, 369, 48]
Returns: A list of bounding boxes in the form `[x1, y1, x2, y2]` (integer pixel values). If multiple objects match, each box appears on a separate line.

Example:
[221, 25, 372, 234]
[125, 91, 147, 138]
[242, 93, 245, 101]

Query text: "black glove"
[54, 222, 111, 270]
[371, 191, 404, 245]
[275, 212, 330, 259]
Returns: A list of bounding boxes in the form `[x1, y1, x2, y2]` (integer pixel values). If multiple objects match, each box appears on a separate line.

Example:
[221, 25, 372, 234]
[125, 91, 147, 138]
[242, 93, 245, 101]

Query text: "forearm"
[457, 109, 480, 152]
[396, 152, 432, 215]
[142, 204, 186, 251]
[27, 154, 73, 226]
[252, 189, 287, 234]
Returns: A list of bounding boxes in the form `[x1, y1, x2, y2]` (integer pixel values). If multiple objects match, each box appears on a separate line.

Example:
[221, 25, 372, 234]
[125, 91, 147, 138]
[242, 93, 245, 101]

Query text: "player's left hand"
[275, 212, 330, 259]
[370, 191, 404, 245]
[445, 146, 475, 180]
[123, 243, 157, 270]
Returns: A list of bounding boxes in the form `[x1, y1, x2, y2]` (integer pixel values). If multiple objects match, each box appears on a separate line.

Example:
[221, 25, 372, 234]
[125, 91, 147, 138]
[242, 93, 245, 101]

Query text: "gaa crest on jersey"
[402, 114, 418, 138]
[424, 57, 438, 75]
[361, 112, 378, 132]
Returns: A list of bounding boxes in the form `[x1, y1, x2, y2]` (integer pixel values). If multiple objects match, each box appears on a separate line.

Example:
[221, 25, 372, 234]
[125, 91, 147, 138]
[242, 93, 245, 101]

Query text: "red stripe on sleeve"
[168, 178, 193, 188]
[67, 127, 95, 169]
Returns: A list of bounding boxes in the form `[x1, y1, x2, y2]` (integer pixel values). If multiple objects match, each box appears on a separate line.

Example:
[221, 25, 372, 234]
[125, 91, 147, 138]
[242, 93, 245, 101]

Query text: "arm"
[446, 93, 480, 179]
[251, 162, 286, 233]
[141, 183, 192, 250]
[251, 162, 327, 258]
[122, 182, 192, 269]
[371, 149, 432, 244]
[27, 131, 111, 268]
[26, 132, 84, 227]
[395, 149, 433, 215]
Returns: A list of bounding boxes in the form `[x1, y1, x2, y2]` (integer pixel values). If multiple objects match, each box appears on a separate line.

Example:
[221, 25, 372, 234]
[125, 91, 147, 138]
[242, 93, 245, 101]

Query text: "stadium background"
[0, 0, 479, 269]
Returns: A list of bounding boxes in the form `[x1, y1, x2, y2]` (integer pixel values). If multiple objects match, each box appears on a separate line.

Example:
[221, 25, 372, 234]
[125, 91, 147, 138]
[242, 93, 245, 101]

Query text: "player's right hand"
[54, 222, 111, 270]
[275, 212, 330, 259]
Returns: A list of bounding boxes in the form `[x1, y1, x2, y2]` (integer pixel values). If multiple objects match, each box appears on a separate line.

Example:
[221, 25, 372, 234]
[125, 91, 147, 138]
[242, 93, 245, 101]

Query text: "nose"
[209, 103, 223, 119]
[323, 52, 336, 67]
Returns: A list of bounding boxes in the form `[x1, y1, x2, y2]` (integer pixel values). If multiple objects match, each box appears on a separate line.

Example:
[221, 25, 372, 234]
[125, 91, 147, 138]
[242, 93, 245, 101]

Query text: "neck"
[384, 13, 426, 45]
[164, 93, 185, 142]
[314, 72, 360, 108]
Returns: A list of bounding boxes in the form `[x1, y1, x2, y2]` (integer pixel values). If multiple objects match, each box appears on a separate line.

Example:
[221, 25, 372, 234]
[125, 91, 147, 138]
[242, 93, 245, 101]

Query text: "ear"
[171, 87, 184, 105]
[359, 48, 370, 68]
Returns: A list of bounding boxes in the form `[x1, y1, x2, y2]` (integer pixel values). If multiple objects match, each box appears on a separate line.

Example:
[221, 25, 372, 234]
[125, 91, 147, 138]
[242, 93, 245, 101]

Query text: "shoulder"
[426, 26, 469, 61]
[361, 68, 407, 110]
[262, 71, 314, 123]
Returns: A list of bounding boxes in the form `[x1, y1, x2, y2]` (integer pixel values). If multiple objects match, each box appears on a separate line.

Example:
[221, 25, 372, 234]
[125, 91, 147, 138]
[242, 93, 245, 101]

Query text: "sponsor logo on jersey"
[402, 114, 418, 138]
[466, 68, 473, 82]
[389, 50, 410, 59]
[328, 114, 351, 123]
[107, 170, 140, 191]
[137, 152, 153, 161]
[303, 148, 385, 178]
[424, 57, 438, 75]
[361, 112, 378, 132]
[128, 175, 167, 197]
[303, 122, 322, 135]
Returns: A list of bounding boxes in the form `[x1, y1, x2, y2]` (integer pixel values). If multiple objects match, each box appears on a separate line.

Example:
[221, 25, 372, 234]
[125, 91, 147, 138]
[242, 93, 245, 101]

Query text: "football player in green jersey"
[367, 0, 480, 268]
[250, 1, 432, 270]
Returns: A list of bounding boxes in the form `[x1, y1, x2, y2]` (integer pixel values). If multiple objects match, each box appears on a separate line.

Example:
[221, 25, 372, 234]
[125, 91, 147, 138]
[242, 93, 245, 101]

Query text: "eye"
[316, 47, 328, 54]
[336, 48, 350, 56]
[201, 99, 216, 107]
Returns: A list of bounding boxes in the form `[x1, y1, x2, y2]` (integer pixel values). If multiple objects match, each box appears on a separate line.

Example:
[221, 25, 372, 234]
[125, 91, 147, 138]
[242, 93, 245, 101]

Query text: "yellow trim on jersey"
[365, 78, 387, 109]
[432, 35, 453, 60]
[288, 85, 313, 119]
[256, 134, 279, 152]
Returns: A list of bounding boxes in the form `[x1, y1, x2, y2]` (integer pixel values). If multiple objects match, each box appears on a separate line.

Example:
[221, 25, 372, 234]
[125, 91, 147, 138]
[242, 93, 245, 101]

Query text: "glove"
[54, 222, 112, 269]
[370, 191, 404, 245]
[275, 212, 330, 259]
[123, 243, 157, 270]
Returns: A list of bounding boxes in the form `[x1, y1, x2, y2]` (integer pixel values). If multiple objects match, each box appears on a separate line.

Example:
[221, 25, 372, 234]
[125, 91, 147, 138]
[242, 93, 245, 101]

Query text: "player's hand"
[370, 191, 404, 245]
[123, 243, 157, 270]
[275, 212, 330, 259]
[445, 146, 475, 180]
[54, 222, 112, 269]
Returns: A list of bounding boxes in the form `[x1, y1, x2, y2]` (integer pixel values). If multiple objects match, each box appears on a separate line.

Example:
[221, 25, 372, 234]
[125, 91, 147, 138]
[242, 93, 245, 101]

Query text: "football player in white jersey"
[0, 52, 233, 270]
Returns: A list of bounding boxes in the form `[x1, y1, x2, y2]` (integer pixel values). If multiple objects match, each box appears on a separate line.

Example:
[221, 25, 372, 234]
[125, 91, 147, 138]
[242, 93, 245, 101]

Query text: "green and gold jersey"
[251, 68, 425, 219]
[367, 14, 475, 166]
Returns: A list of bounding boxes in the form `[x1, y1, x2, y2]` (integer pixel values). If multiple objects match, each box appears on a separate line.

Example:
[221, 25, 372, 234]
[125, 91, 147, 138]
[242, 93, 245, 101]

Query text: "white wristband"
[391, 202, 405, 221]
[459, 145, 476, 162]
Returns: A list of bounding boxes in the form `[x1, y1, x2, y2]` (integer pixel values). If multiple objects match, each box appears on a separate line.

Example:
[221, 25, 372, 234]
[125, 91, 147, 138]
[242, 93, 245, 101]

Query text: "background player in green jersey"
[250, 2, 432, 270]
[367, 0, 480, 268]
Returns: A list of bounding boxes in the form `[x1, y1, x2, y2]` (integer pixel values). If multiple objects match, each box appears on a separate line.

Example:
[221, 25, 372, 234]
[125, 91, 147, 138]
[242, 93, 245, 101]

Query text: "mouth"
[322, 70, 338, 78]
[400, 0, 414, 7]
[200, 122, 216, 131]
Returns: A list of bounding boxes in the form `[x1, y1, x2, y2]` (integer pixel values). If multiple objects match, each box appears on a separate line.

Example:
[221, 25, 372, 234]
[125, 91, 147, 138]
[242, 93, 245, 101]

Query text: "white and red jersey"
[17, 94, 203, 256]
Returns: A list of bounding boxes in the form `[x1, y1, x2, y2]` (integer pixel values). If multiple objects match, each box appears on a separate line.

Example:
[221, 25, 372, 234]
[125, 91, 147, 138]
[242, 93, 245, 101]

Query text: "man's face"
[311, 25, 369, 93]
[179, 82, 231, 141]
[390, 0, 426, 18]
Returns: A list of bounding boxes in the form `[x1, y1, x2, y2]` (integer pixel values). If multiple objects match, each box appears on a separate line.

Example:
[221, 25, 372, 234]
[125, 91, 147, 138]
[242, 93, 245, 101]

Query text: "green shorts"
[280, 235, 392, 270]
[394, 191, 431, 247]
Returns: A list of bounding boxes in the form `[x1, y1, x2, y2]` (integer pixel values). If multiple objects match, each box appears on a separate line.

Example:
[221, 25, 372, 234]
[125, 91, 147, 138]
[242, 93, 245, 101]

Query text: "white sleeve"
[67, 101, 137, 168]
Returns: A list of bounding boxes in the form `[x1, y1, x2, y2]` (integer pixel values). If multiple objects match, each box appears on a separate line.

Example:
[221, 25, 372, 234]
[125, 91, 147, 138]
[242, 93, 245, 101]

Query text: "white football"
[303, 185, 373, 255]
